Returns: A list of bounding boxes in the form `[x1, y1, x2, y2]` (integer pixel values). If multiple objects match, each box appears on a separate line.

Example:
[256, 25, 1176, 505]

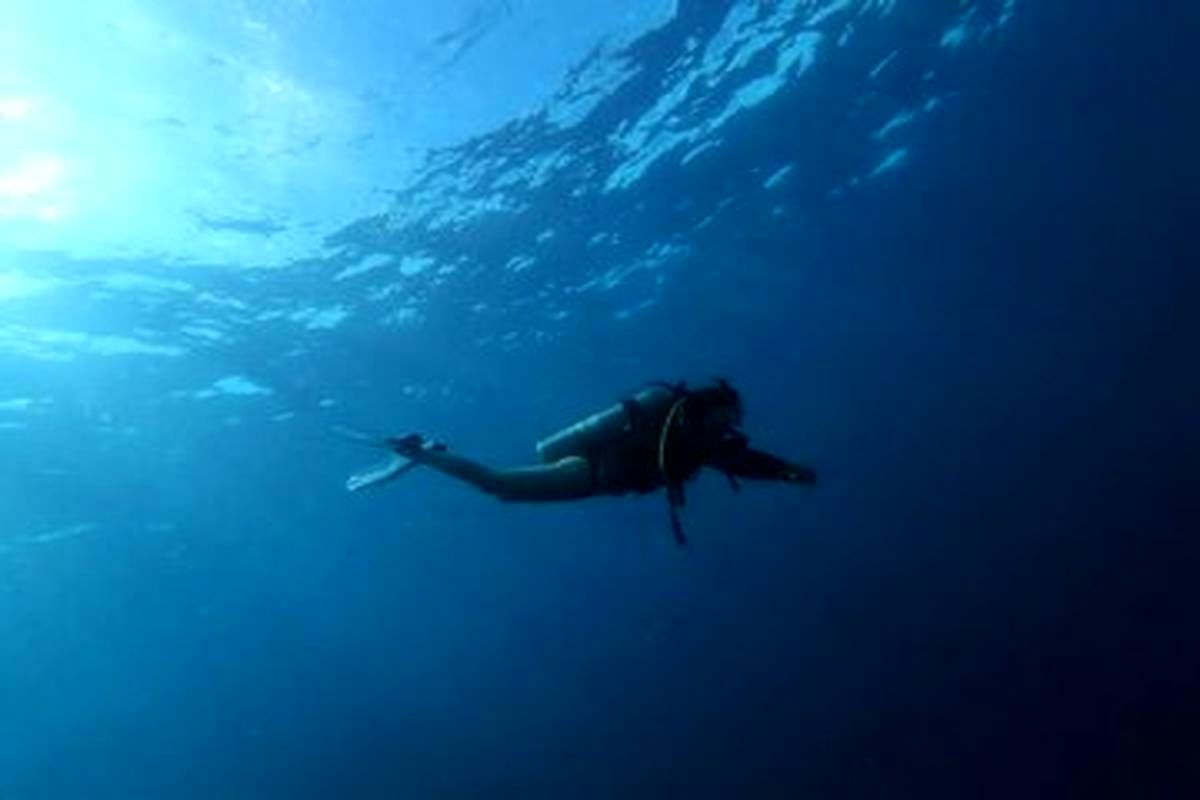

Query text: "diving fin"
[346, 453, 421, 492]
[334, 425, 422, 492]
[335, 427, 447, 492]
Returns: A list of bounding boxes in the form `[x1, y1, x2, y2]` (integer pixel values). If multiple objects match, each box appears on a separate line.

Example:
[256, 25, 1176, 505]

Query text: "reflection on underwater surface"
[0, 0, 1197, 797]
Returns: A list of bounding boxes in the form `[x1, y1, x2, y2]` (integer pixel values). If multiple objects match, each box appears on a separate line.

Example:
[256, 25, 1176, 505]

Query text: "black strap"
[667, 482, 688, 546]
[644, 381, 691, 547]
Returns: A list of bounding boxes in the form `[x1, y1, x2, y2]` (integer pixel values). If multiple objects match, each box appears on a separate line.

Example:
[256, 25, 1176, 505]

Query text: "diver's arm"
[710, 441, 817, 485]
[394, 436, 595, 502]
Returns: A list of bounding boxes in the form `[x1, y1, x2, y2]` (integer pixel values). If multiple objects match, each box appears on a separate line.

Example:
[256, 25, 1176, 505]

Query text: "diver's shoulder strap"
[667, 481, 688, 546]
[622, 381, 692, 547]
[649, 382, 691, 548]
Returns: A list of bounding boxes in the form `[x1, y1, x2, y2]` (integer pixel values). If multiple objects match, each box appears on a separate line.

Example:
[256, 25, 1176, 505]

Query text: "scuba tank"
[536, 385, 678, 463]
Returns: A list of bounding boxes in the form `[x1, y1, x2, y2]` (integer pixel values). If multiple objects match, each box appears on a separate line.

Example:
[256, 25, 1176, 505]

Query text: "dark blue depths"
[0, 1, 1195, 797]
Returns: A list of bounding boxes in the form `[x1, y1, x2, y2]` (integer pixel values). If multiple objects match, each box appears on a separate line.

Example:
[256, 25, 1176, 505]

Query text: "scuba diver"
[342, 380, 816, 545]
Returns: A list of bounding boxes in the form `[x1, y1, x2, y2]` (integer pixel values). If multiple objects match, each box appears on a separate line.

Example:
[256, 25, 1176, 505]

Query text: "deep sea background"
[0, 1, 1196, 797]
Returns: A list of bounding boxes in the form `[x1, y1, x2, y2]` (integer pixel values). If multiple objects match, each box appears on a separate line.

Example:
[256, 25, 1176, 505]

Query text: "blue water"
[0, 1, 1196, 796]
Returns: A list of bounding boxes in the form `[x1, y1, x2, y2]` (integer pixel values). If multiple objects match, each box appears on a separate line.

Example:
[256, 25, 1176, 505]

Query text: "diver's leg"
[407, 447, 595, 502]
[489, 458, 596, 501]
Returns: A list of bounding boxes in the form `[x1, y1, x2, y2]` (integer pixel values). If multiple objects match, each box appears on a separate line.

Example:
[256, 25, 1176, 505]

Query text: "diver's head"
[687, 379, 745, 435]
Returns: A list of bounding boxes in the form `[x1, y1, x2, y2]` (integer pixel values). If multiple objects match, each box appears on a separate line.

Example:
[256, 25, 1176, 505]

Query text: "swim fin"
[334, 425, 422, 492]
[346, 453, 421, 492]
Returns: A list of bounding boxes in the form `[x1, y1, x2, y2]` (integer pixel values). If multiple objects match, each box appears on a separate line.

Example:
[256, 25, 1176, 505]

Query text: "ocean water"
[0, 1, 1196, 797]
